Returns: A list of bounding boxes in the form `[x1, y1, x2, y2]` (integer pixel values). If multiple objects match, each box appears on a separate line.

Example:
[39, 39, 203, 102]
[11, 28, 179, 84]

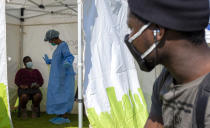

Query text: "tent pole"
[6, 13, 19, 20]
[24, 8, 69, 20]
[19, 8, 24, 68]
[58, 2, 78, 13]
[19, 23, 24, 68]
[77, 0, 83, 128]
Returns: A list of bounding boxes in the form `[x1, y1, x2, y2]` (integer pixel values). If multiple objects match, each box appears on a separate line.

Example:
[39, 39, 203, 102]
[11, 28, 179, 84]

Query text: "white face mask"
[26, 62, 33, 69]
[125, 22, 160, 72]
[128, 23, 159, 59]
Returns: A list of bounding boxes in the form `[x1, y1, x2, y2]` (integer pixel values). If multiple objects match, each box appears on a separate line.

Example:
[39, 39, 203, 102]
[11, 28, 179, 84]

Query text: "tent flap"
[83, 0, 148, 127]
[0, 0, 12, 127]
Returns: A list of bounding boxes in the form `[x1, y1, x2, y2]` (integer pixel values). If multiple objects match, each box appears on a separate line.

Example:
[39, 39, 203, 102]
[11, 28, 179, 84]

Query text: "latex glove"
[63, 61, 71, 68]
[43, 54, 51, 64]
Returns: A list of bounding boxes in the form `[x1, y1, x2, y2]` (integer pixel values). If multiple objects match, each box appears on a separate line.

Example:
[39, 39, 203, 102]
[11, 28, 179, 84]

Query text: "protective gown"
[46, 41, 75, 115]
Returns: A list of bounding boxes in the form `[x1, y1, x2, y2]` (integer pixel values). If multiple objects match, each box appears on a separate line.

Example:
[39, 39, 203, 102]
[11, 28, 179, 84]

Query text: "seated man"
[15, 56, 44, 118]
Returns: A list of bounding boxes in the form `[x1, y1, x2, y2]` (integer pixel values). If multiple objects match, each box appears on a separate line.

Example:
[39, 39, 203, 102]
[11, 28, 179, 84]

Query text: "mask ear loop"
[128, 23, 151, 43]
[153, 29, 160, 79]
[140, 29, 160, 59]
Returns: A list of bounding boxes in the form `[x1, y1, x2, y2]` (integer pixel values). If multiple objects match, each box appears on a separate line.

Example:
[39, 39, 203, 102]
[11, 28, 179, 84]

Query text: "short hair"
[131, 11, 205, 45]
[23, 56, 31, 63]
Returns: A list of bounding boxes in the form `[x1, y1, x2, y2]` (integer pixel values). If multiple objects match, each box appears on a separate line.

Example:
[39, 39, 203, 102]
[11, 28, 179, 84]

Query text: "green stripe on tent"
[0, 83, 12, 128]
[87, 87, 148, 128]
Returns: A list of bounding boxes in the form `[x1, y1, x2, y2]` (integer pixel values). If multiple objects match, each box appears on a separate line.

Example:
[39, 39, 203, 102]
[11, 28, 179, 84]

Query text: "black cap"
[128, 0, 209, 31]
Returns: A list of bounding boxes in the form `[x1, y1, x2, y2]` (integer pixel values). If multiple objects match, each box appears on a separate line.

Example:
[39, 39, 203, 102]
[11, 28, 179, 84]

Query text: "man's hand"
[32, 84, 40, 89]
[31, 82, 40, 89]
[144, 115, 163, 128]
[20, 85, 28, 89]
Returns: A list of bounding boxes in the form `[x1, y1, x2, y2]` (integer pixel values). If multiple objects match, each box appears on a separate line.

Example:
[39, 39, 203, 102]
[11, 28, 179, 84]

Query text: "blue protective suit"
[46, 41, 75, 115]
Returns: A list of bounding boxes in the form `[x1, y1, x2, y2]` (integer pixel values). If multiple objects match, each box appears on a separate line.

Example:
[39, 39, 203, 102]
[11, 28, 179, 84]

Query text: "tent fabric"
[0, 0, 13, 127]
[6, 23, 21, 108]
[0, 84, 12, 128]
[83, 0, 148, 127]
[6, 0, 77, 21]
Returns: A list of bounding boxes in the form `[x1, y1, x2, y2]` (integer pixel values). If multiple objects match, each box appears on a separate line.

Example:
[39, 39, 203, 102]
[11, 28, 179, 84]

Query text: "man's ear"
[150, 24, 165, 42]
[156, 26, 167, 49]
[150, 24, 166, 48]
[155, 25, 165, 42]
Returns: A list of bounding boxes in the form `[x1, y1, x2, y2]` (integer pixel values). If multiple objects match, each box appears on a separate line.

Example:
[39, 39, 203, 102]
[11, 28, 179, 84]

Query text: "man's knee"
[33, 93, 42, 102]
[20, 94, 29, 102]
[19, 94, 29, 108]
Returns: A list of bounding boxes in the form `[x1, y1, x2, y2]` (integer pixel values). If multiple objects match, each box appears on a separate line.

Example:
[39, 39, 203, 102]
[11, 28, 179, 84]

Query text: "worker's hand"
[64, 61, 71, 68]
[43, 54, 51, 64]
[20, 85, 28, 89]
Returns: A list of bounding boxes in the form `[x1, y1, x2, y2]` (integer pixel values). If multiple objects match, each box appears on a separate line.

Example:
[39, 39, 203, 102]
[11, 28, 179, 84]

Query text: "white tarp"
[83, 0, 148, 127]
[6, 23, 21, 108]
[0, 2, 8, 85]
[0, 0, 13, 127]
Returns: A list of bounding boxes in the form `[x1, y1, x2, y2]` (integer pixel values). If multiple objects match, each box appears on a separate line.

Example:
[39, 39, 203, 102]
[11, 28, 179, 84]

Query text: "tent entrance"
[6, 0, 85, 128]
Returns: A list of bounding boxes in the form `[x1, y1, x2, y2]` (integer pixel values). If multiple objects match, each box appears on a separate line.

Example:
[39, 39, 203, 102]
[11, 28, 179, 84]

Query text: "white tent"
[5, 0, 84, 127]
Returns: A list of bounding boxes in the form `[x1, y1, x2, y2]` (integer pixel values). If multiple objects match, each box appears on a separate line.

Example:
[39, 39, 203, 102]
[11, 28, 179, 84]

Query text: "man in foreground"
[125, 0, 210, 127]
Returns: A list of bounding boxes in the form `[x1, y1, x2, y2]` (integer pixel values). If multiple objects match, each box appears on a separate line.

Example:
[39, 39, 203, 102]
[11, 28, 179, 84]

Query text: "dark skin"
[127, 12, 210, 128]
[49, 37, 62, 45]
[20, 57, 42, 112]
[21, 57, 40, 89]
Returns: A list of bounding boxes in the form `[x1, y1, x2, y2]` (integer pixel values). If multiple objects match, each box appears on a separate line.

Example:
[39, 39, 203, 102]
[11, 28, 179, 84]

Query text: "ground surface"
[11, 112, 89, 128]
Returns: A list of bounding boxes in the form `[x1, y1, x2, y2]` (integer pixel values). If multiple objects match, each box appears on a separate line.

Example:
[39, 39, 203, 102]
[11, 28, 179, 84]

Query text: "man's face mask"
[124, 23, 159, 72]
[26, 61, 33, 69]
